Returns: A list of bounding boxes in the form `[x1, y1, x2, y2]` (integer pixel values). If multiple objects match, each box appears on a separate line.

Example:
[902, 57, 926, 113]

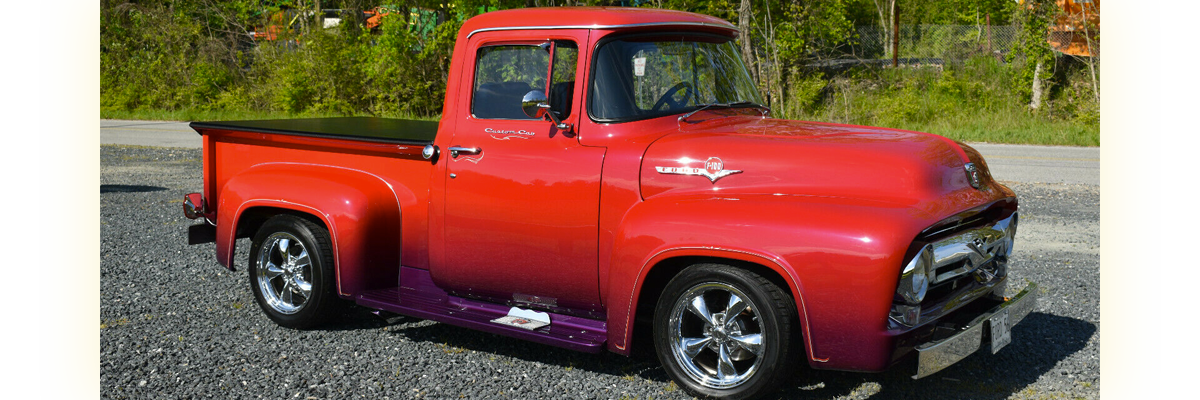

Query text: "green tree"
[1011, 0, 1057, 109]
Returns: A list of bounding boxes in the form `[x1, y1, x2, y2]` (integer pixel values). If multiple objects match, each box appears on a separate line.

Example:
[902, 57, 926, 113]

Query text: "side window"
[549, 42, 578, 119]
[472, 45, 549, 119]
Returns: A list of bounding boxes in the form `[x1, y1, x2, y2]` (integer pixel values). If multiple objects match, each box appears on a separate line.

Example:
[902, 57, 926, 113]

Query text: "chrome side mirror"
[521, 90, 548, 119]
[521, 90, 571, 131]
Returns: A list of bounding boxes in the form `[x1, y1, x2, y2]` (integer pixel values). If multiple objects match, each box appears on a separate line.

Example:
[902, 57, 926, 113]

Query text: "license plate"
[989, 308, 1012, 354]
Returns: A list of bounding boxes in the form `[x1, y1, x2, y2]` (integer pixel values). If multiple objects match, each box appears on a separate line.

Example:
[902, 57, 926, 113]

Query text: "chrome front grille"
[928, 212, 1017, 286]
[889, 206, 1018, 329]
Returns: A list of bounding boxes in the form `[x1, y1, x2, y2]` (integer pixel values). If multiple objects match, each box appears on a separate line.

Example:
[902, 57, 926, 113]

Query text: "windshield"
[589, 34, 763, 122]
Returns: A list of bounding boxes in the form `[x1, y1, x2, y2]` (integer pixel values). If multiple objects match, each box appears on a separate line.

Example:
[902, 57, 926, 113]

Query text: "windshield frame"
[586, 31, 763, 124]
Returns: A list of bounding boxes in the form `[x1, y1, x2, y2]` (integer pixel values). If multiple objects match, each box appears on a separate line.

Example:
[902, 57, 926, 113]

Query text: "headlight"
[891, 244, 933, 327]
[897, 244, 933, 305]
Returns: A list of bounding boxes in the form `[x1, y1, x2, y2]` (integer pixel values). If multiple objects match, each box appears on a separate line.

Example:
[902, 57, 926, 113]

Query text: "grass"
[781, 57, 1099, 147]
[804, 85, 1099, 146]
[101, 108, 438, 123]
[104, 107, 1092, 149]
[103, 108, 307, 122]
[102, 57, 1097, 147]
[837, 103, 1099, 146]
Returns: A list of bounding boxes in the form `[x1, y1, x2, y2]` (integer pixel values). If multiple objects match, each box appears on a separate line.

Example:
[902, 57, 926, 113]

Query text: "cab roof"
[460, 7, 737, 38]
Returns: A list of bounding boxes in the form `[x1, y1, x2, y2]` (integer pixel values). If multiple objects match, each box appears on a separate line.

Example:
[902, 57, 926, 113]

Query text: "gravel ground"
[101, 145, 1099, 399]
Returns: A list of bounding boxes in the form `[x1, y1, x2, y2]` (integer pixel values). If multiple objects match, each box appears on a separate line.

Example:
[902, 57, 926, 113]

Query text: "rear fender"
[215, 163, 403, 298]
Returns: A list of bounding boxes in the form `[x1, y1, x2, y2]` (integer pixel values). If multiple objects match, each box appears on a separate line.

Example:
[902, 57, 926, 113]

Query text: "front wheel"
[654, 264, 800, 399]
[248, 214, 339, 329]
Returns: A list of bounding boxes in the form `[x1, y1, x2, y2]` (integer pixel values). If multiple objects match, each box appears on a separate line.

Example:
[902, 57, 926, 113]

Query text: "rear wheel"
[654, 264, 800, 399]
[248, 214, 338, 329]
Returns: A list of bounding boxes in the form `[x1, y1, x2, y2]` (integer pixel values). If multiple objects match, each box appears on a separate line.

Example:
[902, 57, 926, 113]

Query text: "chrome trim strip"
[654, 165, 741, 183]
[912, 282, 1037, 379]
[468, 21, 737, 38]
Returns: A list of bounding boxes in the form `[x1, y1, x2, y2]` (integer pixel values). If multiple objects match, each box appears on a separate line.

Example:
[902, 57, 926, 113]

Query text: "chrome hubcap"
[669, 282, 765, 389]
[256, 233, 313, 314]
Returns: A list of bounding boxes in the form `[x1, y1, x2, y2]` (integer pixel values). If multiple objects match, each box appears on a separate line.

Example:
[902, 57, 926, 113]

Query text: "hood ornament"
[656, 157, 742, 183]
[964, 163, 982, 189]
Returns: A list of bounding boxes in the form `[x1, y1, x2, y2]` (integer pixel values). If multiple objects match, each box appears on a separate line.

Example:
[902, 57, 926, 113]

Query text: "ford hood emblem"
[655, 157, 742, 183]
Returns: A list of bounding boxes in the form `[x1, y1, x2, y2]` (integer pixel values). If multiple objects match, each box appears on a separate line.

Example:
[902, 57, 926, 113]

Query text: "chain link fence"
[808, 25, 1020, 68]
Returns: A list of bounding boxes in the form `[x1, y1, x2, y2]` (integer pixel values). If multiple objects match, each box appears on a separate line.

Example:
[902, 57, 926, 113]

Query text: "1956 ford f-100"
[183, 7, 1036, 399]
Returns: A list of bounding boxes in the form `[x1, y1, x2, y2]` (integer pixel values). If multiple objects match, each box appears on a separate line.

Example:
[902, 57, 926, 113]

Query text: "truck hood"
[639, 115, 990, 206]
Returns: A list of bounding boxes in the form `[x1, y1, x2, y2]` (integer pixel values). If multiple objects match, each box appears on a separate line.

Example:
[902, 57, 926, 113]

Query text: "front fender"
[216, 163, 403, 298]
[606, 193, 935, 368]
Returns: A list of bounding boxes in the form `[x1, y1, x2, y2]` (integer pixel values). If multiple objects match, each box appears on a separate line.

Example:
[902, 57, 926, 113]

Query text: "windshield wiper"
[677, 101, 771, 123]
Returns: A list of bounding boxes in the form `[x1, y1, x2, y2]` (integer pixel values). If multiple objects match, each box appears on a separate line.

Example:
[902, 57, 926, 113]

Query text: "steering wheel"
[652, 81, 694, 111]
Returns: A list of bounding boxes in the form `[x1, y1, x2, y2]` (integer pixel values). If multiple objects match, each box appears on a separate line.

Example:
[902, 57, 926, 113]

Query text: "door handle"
[448, 146, 481, 158]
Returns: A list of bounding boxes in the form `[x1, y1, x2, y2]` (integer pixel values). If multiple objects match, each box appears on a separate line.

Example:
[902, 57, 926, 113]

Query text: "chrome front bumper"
[912, 282, 1037, 379]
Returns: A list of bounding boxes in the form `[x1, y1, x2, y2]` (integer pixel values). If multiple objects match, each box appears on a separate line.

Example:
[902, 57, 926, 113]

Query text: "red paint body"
[189, 7, 1017, 373]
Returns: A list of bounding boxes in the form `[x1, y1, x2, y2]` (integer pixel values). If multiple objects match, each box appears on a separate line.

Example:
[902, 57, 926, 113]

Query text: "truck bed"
[190, 117, 438, 145]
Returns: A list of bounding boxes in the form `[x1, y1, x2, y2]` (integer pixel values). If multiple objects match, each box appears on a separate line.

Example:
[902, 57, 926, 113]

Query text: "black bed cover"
[190, 117, 438, 145]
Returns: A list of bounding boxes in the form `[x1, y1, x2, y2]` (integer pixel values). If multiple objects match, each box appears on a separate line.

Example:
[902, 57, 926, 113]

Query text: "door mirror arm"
[521, 90, 572, 132]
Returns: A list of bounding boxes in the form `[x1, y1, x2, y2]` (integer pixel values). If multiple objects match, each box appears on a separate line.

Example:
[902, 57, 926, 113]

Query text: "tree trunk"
[1079, 7, 1100, 103]
[1029, 61, 1044, 109]
[739, 0, 759, 83]
[315, 0, 322, 29]
[892, 1, 899, 67]
[874, 0, 894, 59]
[760, 0, 782, 114]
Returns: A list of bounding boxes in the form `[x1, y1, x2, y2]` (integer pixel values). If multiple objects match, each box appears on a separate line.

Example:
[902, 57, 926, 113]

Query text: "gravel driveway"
[100, 145, 1099, 399]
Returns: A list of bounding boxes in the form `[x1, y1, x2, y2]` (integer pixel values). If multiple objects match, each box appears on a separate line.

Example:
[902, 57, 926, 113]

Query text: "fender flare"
[215, 162, 405, 297]
[603, 193, 924, 365]
[616, 246, 823, 363]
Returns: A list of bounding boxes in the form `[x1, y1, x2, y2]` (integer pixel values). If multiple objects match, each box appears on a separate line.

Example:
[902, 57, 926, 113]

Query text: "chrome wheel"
[656, 265, 797, 399]
[668, 282, 766, 389]
[249, 215, 338, 329]
[255, 232, 314, 315]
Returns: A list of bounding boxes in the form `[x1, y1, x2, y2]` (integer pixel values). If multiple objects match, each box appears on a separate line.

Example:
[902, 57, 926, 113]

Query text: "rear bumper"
[912, 282, 1037, 379]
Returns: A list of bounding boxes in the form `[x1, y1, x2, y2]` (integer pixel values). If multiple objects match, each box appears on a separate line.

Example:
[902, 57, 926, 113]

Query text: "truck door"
[436, 31, 606, 314]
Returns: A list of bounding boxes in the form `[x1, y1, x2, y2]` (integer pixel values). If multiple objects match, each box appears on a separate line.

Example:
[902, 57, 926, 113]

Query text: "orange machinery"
[1049, 0, 1100, 57]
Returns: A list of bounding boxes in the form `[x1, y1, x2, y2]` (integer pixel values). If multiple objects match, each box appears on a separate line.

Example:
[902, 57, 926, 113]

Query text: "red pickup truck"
[184, 7, 1035, 399]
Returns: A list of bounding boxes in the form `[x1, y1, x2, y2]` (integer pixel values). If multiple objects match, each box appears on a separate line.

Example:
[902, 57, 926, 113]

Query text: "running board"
[356, 268, 607, 353]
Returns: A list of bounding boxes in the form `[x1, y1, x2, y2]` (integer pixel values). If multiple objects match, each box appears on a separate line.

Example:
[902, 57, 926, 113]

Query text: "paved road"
[101, 120, 199, 148]
[969, 143, 1099, 186]
[100, 120, 1099, 185]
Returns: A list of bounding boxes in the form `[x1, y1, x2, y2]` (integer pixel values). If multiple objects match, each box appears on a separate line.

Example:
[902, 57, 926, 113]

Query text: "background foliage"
[101, 0, 1098, 145]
